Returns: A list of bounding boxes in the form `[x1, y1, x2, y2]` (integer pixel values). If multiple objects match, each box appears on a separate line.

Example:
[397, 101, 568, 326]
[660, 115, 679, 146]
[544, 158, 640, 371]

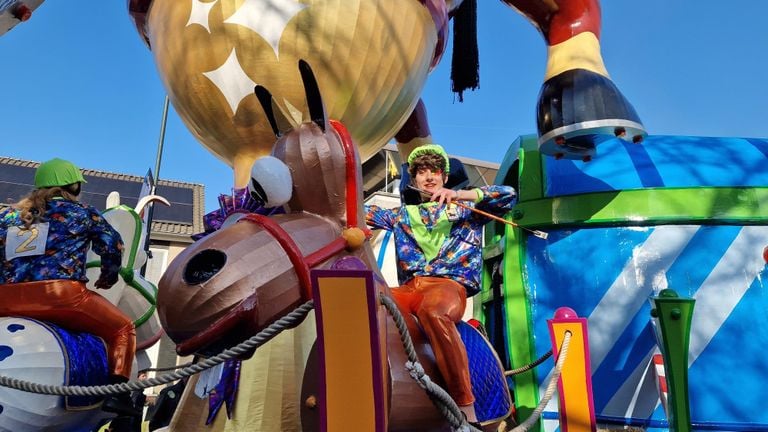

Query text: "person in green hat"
[365, 144, 517, 422]
[0, 158, 139, 417]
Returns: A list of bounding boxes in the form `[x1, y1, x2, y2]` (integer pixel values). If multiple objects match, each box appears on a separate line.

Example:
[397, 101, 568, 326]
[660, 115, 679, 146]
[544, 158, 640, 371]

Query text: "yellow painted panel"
[317, 276, 377, 431]
[552, 322, 592, 432]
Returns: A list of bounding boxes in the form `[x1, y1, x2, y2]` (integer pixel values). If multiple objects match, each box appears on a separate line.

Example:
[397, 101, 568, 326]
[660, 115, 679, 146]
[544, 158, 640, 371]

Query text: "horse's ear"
[298, 59, 327, 132]
[255, 85, 296, 137]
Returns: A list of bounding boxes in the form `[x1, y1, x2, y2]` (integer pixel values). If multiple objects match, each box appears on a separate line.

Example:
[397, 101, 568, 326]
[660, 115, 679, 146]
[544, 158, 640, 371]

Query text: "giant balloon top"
[129, 0, 451, 188]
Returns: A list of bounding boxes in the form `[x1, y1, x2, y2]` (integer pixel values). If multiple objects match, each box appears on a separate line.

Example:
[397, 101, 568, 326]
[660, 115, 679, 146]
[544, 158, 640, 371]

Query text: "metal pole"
[152, 95, 170, 195]
[141, 95, 170, 276]
[384, 149, 389, 193]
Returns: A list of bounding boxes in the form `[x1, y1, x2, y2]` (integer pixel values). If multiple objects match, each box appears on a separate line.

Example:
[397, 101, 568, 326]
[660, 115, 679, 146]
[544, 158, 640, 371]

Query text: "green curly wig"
[407, 144, 450, 173]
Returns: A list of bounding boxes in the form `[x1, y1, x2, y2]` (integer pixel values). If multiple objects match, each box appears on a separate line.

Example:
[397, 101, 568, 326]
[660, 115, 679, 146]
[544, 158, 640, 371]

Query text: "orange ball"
[342, 227, 367, 249]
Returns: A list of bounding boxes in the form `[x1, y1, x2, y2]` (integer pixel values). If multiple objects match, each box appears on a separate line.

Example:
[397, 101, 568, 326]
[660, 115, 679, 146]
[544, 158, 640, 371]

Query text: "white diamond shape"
[202, 48, 258, 115]
[224, 0, 307, 58]
[186, 0, 218, 33]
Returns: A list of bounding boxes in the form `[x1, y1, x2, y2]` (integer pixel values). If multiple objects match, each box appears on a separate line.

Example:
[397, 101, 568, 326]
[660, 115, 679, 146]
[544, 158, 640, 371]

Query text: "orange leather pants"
[391, 276, 474, 406]
[0, 280, 136, 379]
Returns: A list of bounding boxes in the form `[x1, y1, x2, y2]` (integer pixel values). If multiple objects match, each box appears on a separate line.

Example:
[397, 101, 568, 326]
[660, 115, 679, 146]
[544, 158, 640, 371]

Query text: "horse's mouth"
[183, 249, 227, 284]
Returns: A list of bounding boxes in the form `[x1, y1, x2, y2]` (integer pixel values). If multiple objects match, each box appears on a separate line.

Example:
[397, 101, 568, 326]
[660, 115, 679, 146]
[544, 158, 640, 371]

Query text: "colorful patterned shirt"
[365, 185, 517, 296]
[0, 199, 123, 284]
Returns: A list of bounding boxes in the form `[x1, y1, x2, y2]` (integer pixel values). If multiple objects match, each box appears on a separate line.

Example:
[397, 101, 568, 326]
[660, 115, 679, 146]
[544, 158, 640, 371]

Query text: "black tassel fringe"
[450, 0, 479, 102]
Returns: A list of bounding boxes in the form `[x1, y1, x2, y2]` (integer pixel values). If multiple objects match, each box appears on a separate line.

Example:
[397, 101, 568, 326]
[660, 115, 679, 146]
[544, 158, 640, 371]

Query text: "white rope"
[0, 286, 575, 432]
[0, 301, 315, 396]
[507, 331, 572, 432]
[379, 294, 481, 432]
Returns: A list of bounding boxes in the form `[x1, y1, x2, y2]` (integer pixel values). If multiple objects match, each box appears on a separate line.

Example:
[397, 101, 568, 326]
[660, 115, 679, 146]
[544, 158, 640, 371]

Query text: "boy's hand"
[431, 187, 459, 207]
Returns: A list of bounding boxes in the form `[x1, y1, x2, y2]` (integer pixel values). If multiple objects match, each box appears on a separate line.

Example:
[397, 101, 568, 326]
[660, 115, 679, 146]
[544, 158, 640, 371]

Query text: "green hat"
[407, 144, 450, 173]
[34, 158, 87, 188]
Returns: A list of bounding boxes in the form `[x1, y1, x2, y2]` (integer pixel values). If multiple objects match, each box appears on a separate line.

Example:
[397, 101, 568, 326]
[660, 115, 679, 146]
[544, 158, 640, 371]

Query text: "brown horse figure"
[157, 61, 510, 431]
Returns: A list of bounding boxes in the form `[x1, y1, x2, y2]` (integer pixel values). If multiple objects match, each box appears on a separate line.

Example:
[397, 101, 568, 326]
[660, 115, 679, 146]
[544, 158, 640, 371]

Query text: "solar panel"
[0, 162, 195, 225]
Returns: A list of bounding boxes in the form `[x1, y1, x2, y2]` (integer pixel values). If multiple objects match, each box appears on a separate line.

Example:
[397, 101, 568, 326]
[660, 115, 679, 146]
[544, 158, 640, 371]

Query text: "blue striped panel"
[544, 136, 768, 196]
[525, 227, 653, 375]
[588, 226, 741, 414]
[664, 226, 743, 297]
[524, 225, 765, 426]
[688, 269, 768, 424]
[591, 323, 656, 412]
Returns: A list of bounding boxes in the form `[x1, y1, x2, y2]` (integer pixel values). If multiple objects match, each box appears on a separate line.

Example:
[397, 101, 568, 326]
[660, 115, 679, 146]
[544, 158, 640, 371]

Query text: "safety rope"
[504, 350, 553, 376]
[381, 293, 573, 432]
[0, 292, 574, 432]
[506, 331, 572, 432]
[145, 362, 194, 373]
[0, 301, 314, 397]
[379, 294, 482, 432]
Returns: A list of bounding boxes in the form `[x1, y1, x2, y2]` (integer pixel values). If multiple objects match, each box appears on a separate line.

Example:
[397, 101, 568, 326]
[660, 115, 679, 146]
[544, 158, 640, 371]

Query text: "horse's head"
[157, 61, 377, 357]
[86, 192, 169, 350]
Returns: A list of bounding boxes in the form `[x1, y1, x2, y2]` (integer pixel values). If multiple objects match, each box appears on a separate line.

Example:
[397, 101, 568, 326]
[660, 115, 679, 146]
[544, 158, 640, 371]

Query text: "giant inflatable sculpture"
[127, 0, 643, 187]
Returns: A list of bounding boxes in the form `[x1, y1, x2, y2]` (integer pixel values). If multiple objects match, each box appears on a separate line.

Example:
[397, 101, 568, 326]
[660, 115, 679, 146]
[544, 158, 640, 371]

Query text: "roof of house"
[0, 157, 204, 243]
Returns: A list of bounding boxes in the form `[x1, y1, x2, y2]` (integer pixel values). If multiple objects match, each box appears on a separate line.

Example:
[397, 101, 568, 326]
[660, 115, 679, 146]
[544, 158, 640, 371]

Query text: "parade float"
[1, 0, 766, 431]
[481, 133, 768, 431]
[121, 0, 647, 430]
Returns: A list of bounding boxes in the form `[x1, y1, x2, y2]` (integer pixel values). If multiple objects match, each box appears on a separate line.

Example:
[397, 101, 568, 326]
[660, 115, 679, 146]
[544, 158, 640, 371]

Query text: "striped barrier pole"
[547, 307, 597, 432]
[652, 353, 669, 416]
[650, 289, 694, 432]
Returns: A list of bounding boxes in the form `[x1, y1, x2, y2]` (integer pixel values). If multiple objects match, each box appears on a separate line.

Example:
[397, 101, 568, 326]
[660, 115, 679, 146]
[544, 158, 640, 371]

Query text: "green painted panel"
[501, 222, 541, 431]
[513, 187, 768, 227]
[517, 136, 544, 202]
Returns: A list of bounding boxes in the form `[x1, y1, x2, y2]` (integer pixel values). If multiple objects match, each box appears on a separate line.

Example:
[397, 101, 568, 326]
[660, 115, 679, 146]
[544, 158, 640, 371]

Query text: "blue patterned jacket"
[365, 185, 516, 296]
[0, 199, 123, 285]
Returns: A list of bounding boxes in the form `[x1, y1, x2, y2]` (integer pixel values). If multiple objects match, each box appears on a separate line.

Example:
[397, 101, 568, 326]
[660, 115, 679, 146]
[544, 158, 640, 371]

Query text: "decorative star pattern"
[187, 0, 218, 33]
[223, 0, 307, 57]
[202, 48, 259, 115]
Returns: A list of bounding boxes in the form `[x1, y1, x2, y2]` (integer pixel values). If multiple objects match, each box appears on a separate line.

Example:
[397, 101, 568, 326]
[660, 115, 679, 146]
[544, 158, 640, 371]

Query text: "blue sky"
[1, 1, 766, 212]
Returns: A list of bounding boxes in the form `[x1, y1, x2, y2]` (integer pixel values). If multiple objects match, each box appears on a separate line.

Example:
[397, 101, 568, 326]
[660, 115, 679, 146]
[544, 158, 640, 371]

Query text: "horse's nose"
[183, 249, 227, 284]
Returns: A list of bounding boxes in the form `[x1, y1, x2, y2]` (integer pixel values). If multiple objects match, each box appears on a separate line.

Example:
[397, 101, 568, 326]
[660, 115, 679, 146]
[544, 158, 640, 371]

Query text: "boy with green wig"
[365, 144, 516, 422]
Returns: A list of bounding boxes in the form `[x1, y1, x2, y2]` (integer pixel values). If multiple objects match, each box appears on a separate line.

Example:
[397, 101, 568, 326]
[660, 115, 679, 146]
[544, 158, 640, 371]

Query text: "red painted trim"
[329, 120, 359, 229]
[501, 0, 600, 45]
[242, 214, 313, 301]
[306, 238, 348, 268]
[549, 0, 601, 45]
